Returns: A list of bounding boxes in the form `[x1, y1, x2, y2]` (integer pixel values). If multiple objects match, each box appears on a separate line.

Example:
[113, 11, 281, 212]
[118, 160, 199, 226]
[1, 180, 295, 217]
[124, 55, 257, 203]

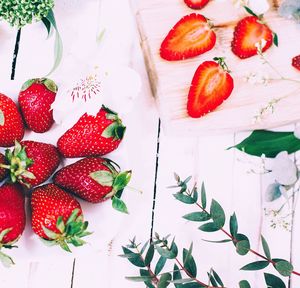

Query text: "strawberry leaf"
[0, 110, 5, 126]
[102, 122, 119, 138]
[21, 79, 35, 91]
[244, 6, 258, 17]
[90, 170, 114, 187]
[113, 171, 132, 192]
[273, 33, 279, 47]
[112, 196, 129, 214]
[0, 228, 12, 242]
[42, 226, 59, 240]
[43, 78, 58, 93]
[0, 250, 15, 267]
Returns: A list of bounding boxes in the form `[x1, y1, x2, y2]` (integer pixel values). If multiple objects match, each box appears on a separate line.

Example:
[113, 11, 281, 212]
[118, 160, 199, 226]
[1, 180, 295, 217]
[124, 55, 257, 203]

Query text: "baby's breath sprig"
[121, 235, 225, 288]
[170, 174, 300, 288]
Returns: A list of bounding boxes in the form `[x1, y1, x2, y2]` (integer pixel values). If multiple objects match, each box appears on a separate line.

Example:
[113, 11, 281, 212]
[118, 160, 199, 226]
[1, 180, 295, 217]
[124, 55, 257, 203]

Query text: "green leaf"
[172, 279, 194, 284]
[264, 273, 286, 288]
[140, 269, 155, 288]
[155, 239, 178, 259]
[101, 122, 119, 138]
[56, 216, 65, 234]
[90, 170, 114, 187]
[59, 241, 72, 252]
[155, 256, 167, 275]
[273, 33, 279, 47]
[122, 247, 145, 267]
[173, 264, 183, 288]
[0, 228, 12, 242]
[212, 270, 224, 286]
[42, 17, 51, 36]
[207, 272, 218, 287]
[244, 6, 258, 17]
[261, 235, 271, 259]
[230, 213, 238, 238]
[202, 239, 232, 244]
[198, 222, 220, 232]
[66, 209, 80, 225]
[115, 125, 126, 140]
[158, 273, 172, 288]
[125, 276, 154, 282]
[145, 244, 155, 266]
[183, 212, 210, 222]
[183, 247, 197, 278]
[236, 240, 250, 256]
[0, 251, 15, 267]
[43, 78, 58, 93]
[112, 196, 129, 214]
[20, 79, 35, 91]
[45, 9, 63, 76]
[113, 171, 132, 192]
[182, 283, 205, 287]
[210, 199, 225, 229]
[239, 280, 251, 288]
[274, 260, 293, 277]
[173, 193, 197, 204]
[229, 130, 300, 158]
[201, 182, 206, 209]
[0, 110, 5, 126]
[240, 260, 269, 271]
[42, 226, 59, 240]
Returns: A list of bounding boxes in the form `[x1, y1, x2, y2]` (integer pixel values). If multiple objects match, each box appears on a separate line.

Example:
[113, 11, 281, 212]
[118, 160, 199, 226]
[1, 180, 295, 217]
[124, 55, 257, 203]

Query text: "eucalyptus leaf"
[210, 200, 225, 229]
[212, 270, 223, 286]
[125, 276, 154, 282]
[239, 280, 251, 288]
[201, 182, 206, 209]
[230, 130, 300, 158]
[264, 273, 286, 288]
[155, 256, 167, 275]
[173, 264, 183, 288]
[240, 260, 269, 271]
[236, 238, 250, 256]
[230, 213, 238, 238]
[261, 235, 271, 259]
[145, 244, 154, 266]
[122, 247, 145, 267]
[265, 183, 282, 202]
[173, 193, 196, 204]
[158, 273, 172, 288]
[183, 248, 197, 278]
[140, 269, 155, 288]
[274, 260, 293, 277]
[183, 212, 210, 222]
[199, 222, 220, 232]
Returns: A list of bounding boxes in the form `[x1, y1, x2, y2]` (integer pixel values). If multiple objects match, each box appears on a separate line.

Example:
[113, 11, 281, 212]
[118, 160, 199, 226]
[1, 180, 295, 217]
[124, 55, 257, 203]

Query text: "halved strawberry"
[231, 15, 274, 59]
[292, 55, 300, 71]
[184, 0, 210, 9]
[160, 13, 216, 61]
[187, 57, 234, 118]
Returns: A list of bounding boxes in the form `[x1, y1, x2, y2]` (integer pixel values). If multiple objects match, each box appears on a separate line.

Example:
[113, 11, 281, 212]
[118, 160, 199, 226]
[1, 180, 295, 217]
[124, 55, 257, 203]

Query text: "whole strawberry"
[3, 141, 60, 188]
[0, 153, 8, 182]
[0, 183, 26, 266]
[54, 157, 131, 213]
[0, 93, 24, 147]
[31, 184, 91, 252]
[57, 106, 126, 158]
[18, 78, 57, 133]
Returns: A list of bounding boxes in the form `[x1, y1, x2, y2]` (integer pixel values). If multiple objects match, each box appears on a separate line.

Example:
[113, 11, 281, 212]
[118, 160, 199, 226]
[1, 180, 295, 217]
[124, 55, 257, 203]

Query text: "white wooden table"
[0, 0, 299, 287]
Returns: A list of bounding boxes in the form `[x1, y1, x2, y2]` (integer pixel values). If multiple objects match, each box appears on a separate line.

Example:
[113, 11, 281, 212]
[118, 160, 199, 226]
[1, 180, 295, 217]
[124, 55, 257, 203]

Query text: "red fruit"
[184, 0, 210, 9]
[31, 184, 90, 252]
[160, 13, 216, 61]
[57, 106, 126, 158]
[3, 141, 60, 188]
[0, 183, 25, 266]
[54, 157, 131, 213]
[0, 153, 8, 182]
[292, 55, 300, 71]
[187, 58, 234, 118]
[0, 93, 24, 147]
[18, 78, 57, 133]
[231, 15, 274, 59]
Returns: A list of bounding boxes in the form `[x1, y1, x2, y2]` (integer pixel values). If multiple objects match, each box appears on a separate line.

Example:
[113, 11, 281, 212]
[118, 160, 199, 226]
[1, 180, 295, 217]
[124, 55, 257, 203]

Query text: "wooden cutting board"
[133, 0, 300, 135]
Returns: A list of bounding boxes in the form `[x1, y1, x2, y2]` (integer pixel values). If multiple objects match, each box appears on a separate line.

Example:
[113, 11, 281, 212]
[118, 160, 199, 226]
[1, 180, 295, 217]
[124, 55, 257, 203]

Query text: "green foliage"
[0, 0, 54, 27]
[264, 273, 286, 288]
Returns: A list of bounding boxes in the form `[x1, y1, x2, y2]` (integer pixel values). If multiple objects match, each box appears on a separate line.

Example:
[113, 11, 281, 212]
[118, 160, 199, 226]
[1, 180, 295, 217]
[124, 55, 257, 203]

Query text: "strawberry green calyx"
[41, 209, 91, 253]
[89, 159, 132, 214]
[213, 57, 231, 73]
[21, 78, 58, 93]
[0, 141, 35, 187]
[0, 228, 18, 267]
[101, 105, 126, 141]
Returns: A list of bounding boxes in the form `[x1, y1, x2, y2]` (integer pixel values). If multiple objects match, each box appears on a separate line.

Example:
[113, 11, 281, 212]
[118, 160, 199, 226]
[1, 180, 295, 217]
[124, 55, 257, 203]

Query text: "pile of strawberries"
[160, 0, 300, 118]
[0, 78, 130, 266]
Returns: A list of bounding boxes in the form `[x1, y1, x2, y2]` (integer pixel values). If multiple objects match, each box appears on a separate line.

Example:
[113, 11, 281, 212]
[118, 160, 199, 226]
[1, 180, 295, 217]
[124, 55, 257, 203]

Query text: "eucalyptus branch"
[121, 234, 225, 288]
[171, 174, 300, 288]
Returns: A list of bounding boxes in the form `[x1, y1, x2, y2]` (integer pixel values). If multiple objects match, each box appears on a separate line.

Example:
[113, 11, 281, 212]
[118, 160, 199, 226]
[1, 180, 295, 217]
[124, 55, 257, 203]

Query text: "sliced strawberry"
[187, 58, 234, 118]
[232, 16, 273, 59]
[160, 13, 216, 61]
[184, 0, 210, 9]
[292, 55, 300, 71]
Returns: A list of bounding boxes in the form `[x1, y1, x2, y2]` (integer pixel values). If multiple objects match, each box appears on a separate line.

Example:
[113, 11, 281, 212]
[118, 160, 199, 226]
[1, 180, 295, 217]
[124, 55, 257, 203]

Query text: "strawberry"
[160, 13, 216, 61]
[0, 153, 8, 182]
[231, 12, 275, 59]
[184, 0, 210, 9]
[18, 78, 57, 133]
[187, 57, 234, 118]
[57, 106, 126, 158]
[292, 55, 300, 71]
[31, 184, 91, 252]
[2, 141, 60, 188]
[0, 183, 25, 266]
[0, 93, 24, 147]
[53, 157, 131, 213]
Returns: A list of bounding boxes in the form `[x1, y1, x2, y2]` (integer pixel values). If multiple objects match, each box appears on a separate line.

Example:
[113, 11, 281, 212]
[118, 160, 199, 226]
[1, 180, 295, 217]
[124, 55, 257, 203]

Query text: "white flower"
[52, 65, 141, 129]
[244, 71, 269, 85]
[272, 151, 297, 186]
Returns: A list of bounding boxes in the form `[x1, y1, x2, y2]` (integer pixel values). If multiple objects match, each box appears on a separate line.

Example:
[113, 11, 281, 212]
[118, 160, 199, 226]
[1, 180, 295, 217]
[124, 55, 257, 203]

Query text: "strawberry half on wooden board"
[160, 13, 216, 61]
[31, 184, 91, 252]
[292, 55, 300, 71]
[57, 106, 126, 158]
[1, 141, 60, 188]
[187, 57, 234, 118]
[54, 157, 131, 213]
[184, 0, 210, 10]
[18, 78, 57, 133]
[0, 183, 26, 266]
[231, 7, 277, 59]
[0, 93, 24, 147]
